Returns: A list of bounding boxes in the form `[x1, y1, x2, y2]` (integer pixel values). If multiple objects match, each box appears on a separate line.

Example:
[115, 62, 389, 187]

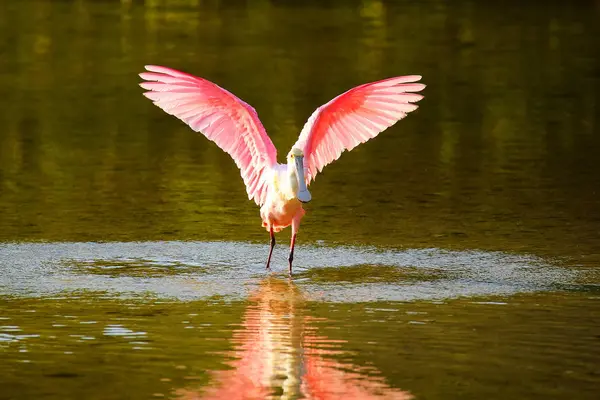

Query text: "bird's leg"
[288, 217, 300, 275]
[266, 227, 275, 270]
[288, 233, 296, 275]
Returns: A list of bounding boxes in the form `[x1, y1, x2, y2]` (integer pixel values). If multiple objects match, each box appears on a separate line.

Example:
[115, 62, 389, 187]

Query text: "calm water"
[1, 0, 599, 399]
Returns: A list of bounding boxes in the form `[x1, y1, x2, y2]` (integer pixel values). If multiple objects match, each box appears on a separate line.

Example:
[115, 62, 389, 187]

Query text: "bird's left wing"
[290, 76, 425, 185]
[140, 65, 278, 206]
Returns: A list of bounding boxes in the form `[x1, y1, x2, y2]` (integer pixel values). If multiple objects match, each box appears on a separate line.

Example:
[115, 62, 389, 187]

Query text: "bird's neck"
[285, 160, 300, 199]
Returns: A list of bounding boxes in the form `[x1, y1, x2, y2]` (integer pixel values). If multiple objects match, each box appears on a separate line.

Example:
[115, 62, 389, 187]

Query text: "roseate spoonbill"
[139, 65, 425, 274]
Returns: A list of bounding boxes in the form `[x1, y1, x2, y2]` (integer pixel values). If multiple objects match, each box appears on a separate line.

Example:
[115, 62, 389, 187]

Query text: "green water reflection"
[0, 0, 598, 262]
[1, 279, 599, 399]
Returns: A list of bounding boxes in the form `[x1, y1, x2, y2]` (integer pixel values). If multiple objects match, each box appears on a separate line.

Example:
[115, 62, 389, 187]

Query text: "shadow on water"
[0, 241, 578, 301]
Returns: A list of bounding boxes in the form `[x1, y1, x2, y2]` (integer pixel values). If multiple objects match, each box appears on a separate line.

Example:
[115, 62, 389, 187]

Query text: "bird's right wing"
[290, 76, 425, 185]
[139, 65, 278, 206]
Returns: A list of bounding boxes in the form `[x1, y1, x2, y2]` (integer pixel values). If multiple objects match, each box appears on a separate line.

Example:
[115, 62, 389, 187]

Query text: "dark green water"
[1, 0, 599, 399]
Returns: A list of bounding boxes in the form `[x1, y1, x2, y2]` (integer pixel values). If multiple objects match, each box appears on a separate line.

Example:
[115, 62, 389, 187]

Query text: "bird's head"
[288, 147, 304, 161]
[288, 148, 311, 203]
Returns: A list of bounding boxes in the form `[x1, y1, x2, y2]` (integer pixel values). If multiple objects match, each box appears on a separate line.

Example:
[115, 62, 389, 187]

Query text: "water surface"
[0, 0, 599, 399]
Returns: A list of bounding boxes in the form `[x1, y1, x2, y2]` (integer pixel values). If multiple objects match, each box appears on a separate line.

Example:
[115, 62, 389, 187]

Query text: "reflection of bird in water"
[140, 66, 425, 274]
[176, 278, 413, 400]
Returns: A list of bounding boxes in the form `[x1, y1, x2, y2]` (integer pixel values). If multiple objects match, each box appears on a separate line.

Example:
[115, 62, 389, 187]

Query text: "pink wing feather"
[291, 76, 425, 184]
[139, 65, 278, 205]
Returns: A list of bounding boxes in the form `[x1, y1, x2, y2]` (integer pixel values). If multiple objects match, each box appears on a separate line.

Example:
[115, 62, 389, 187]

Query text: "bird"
[139, 65, 425, 275]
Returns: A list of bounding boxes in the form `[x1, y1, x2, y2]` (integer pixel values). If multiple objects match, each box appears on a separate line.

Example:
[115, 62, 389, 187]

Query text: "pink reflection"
[177, 278, 412, 400]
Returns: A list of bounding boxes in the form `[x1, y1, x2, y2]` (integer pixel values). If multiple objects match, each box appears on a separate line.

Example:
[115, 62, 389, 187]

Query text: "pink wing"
[290, 76, 425, 184]
[139, 65, 278, 205]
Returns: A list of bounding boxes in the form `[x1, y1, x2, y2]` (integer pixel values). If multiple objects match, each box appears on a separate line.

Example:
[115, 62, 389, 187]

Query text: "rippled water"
[1, 0, 599, 399]
[1, 242, 598, 399]
[0, 241, 577, 301]
[1, 268, 599, 399]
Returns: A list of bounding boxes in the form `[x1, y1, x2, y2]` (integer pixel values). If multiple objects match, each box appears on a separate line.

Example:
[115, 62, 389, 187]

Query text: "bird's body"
[261, 164, 305, 233]
[139, 65, 425, 274]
